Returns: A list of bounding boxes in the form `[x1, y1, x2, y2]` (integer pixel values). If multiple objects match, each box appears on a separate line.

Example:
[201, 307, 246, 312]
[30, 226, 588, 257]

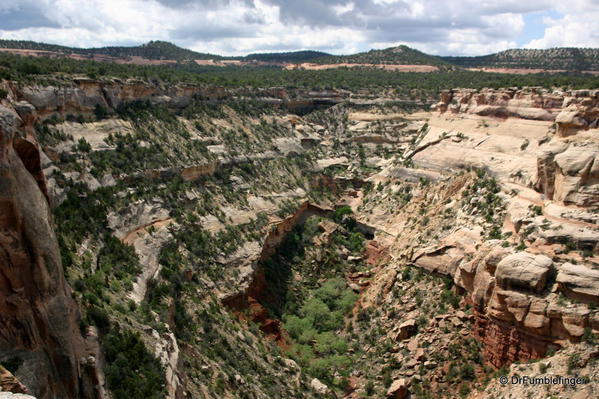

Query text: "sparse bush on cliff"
[94, 103, 109, 120]
[103, 329, 166, 399]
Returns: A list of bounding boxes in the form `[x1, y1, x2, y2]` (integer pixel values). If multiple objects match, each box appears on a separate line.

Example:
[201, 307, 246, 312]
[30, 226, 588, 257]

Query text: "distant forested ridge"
[245, 51, 331, 63]
[1, 51, 598, 94]
[2, 39, 599, 72]
[313, 45, 453, 67]
[0, 39, 220, 60]
[443, 48, 599, 71]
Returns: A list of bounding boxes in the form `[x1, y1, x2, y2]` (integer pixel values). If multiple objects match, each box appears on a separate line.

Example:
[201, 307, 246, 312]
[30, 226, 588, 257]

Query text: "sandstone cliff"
[0, 104, 101, 398]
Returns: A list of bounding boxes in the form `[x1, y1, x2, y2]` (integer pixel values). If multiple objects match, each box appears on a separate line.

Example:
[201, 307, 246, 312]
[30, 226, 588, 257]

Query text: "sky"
[0, 0, 598, 56]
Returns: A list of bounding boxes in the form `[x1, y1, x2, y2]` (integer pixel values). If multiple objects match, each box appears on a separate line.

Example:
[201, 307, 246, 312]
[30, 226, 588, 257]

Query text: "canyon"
[0, 75, 597, 399]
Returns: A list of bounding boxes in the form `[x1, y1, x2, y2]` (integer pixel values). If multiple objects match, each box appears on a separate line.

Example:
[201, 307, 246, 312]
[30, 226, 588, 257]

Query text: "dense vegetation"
[1, 52, 598, 94]
[252, 209, 366, 392]
[314, 45, 452, 67]
[284, 278, 357, 387]
[103, 329, 166, 399]
[246, 50, 331, 63]
[443, 48, 599, 71]
[0, 39, 220, 61]
[2, 39, 598, 73]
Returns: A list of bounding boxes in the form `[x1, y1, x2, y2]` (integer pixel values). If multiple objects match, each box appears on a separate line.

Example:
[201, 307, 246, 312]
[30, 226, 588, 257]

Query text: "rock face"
[452, 241, 595, 366]
[537, 142, 599, 207]
[431, 88, 599, 207]
[12, 79, 345, 120]
[556, 263, 599, 304]
[555, 91, 599, 137]
[432, 88, 598, 132]
[222, 202, 333, 345]
[0, 107, 100, 398]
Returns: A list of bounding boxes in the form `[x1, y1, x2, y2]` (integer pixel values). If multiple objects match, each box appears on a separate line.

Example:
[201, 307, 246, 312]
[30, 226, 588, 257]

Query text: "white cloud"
[524, 0, 599, 49]
[0, 0, 596, 56]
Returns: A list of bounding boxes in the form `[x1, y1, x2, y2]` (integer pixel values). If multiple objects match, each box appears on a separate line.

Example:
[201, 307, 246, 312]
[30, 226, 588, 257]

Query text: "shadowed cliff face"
[0, 107, 99, 398]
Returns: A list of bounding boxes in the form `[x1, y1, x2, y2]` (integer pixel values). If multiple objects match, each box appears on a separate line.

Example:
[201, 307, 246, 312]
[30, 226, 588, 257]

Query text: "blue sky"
[0, 1, 597, 56]
[517, 10, 562, 47]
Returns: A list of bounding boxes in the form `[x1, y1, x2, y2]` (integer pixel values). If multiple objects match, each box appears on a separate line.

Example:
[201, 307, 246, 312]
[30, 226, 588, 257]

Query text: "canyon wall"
[0, 104, 101, 398]
[1, 79, 346, 120]
[406, 87, 599, 366]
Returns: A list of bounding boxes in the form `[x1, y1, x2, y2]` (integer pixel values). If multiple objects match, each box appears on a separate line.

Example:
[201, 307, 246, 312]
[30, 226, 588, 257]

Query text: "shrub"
[103, 329, 166, 399]
[76, 137, 92, 153]
[302, 298, 331, 331]
[94, 103, 109, 120]
[567, 353, 580, 374]
[583, 327, 596, 344]
[333, 206, 353, 223]
[87, 306, 110, 333]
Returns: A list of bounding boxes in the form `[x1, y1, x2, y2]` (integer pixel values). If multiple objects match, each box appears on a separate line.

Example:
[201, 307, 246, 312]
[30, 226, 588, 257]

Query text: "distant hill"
[244, 50, 331, 63]
[0, 39, 220, 61]
[93, 41, 221, 60]
[443, 48, 599, 71]
[0, 39, 83, 55]
[314, 45, 453, 67]
[2, 39, 598, 73]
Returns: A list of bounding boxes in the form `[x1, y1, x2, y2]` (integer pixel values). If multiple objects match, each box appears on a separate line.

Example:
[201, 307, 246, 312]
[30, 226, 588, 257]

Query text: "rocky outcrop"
[556, 263, 599, 304]
[535, 141, 599, 207]
[259, 202, 333, 262]
[0, 106, 100, 398]
[432, 88, 598, 131]
[222, 202, 333, 345]
[427, 88, 599, 208]
[555, 90, 599, 137]
[451, 237, 596, 366]
[17, 79, 228, 118]
[6, 79, 345, 121]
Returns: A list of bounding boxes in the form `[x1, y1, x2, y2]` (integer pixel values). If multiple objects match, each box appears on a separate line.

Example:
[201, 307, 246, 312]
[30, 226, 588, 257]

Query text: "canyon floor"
[0, 79, 598, 399]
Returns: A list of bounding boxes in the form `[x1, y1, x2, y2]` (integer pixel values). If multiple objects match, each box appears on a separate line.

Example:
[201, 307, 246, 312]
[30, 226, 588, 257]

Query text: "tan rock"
[386, 378, 409, 399]
[561, 308, 590, 337]
[557, 263, 599, 303]
[395, 319, 418, 340]
[495, 252, 553, 293]
[310, 378, 330, 396]
[407, 339, 419, 352]
[414, 348, 426, 361]
[553, 145, 599, 206]
[523, 300, 550, 334]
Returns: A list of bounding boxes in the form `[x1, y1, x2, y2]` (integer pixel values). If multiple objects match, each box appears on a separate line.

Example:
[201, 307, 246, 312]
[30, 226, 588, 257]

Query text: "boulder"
[386, 378, 409, 399]
[310, 378, 330, 396]
[395, 319, 417, 340]
[556, 263, 599, 303]
[495, 253, 553, 293]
